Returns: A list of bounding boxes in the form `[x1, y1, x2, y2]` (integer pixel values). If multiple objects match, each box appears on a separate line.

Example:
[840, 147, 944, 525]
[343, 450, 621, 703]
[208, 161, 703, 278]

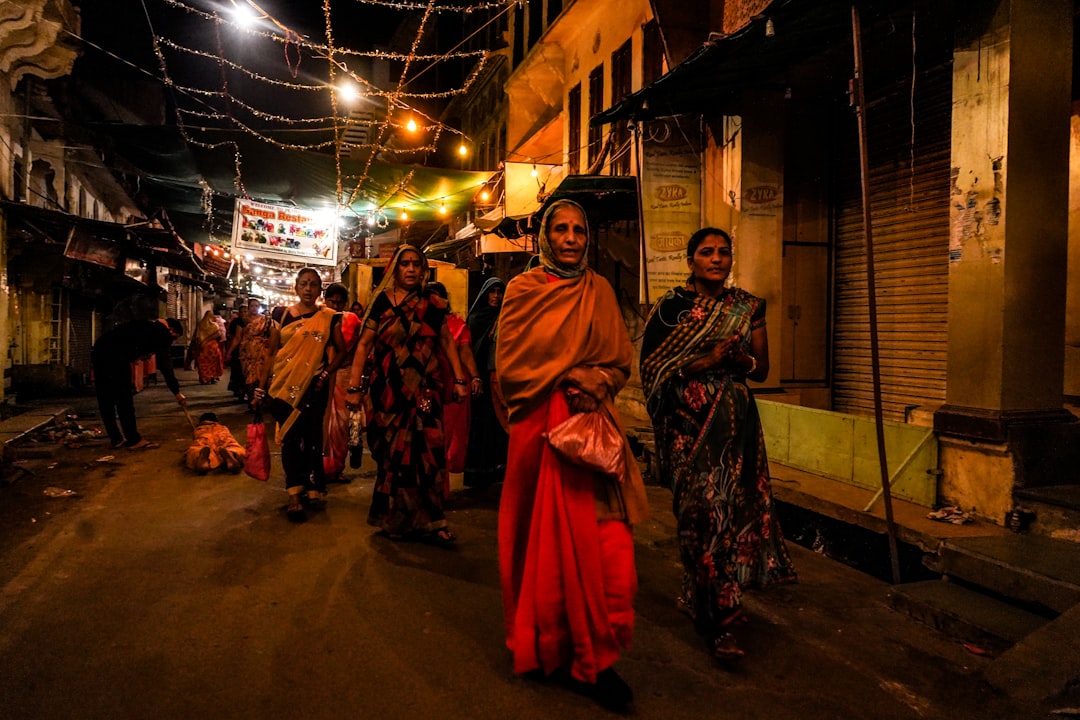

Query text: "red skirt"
[498, 390, 636, 683]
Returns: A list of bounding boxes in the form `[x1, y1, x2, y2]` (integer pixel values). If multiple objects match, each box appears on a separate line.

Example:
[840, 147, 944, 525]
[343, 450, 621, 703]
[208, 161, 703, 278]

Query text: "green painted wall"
[757, 399, 937, 507]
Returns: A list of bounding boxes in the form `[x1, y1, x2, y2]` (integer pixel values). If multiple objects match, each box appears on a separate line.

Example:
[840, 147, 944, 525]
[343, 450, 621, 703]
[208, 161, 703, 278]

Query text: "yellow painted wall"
[1066, 107, 1080, 397]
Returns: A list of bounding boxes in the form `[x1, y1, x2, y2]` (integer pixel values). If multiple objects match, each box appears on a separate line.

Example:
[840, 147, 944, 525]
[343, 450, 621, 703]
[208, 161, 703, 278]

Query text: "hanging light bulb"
[406, 118, 418, 132]
[480, 189, 490, 202]
[439, 202, 447, 216]
[400, 210, 409, 221]
[458, 143, 468, 157]
[337, 81, 360, 104]
[530, 164, 538, 178]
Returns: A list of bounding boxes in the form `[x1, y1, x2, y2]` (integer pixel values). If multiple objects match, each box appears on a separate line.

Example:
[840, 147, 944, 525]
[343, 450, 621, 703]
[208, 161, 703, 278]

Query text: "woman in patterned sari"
[345, 245, 468, 544]
[228, 298, 272, 403]
[254, 268, 346, 518]
[640, 227, 796, 662]
[189, 310, 225, 384]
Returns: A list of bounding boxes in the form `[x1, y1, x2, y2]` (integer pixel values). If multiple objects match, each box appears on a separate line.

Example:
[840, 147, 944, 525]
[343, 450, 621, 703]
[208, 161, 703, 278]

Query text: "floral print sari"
[364, 287, 451, 536]
[640, 286, 796, 640]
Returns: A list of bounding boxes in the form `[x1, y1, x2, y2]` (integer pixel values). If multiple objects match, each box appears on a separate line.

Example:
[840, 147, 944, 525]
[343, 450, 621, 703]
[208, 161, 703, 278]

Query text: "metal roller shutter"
[833, 66, 951, 420]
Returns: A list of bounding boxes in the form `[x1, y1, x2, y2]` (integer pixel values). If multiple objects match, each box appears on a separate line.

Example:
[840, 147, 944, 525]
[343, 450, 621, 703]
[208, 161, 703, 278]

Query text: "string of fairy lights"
[139, 0, 513, 278]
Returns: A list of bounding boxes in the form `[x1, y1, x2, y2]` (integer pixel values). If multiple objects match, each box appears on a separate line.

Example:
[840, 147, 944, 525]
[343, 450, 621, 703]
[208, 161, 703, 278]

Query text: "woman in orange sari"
[496, 199, 648, 713]
[189, 310, 225, 384]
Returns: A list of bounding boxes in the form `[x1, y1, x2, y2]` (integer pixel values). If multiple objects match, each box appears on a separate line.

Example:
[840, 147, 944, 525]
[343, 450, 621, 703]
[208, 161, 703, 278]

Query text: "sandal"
[425, 527, 457, 547]
[676, 593, 696, 622]
[286, 495, 305, 518]
[126, 439, 160, 450]
[712, 632, 745, 662]
[304, 491, 327, 509]
[717, 608, 748, 628]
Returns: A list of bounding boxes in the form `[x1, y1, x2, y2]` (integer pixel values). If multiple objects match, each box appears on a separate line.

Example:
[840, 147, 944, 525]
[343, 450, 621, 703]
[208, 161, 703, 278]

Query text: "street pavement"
[0, 371, 1053, 719]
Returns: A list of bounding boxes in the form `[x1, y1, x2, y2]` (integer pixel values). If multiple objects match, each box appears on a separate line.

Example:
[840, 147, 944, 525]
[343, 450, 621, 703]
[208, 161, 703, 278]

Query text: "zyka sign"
[231, 199, 337, 267]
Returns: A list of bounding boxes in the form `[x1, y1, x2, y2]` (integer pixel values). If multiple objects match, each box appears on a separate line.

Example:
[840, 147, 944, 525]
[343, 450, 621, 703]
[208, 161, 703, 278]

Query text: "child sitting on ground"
[184, 412, 245, 474]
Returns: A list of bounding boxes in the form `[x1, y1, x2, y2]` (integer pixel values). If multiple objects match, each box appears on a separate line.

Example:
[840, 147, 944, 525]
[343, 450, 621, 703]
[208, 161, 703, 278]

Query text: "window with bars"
[610, 40, 633, 176]
[643, 20, 664, 86]
[568, 84, 582, 173]
[587, 65, 605, 170]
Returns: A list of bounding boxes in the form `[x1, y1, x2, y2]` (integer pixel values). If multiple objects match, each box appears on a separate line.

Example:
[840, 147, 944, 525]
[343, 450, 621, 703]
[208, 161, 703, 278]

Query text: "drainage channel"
[774, 500, 940, 585]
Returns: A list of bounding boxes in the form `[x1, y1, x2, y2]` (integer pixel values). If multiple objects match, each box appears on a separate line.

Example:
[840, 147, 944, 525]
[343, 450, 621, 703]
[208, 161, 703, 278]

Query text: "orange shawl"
[496, 268, 648, 524]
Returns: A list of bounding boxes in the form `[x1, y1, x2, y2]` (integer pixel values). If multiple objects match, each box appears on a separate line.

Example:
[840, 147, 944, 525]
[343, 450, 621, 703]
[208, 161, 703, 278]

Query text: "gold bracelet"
[746, 355, 757, 374]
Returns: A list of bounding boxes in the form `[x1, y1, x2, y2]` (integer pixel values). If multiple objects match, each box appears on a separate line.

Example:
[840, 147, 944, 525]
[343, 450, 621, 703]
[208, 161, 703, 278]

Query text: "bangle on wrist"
[746, 355, 757, 374]
[453, 379, 467, 386]
[347, 386, 362, 393]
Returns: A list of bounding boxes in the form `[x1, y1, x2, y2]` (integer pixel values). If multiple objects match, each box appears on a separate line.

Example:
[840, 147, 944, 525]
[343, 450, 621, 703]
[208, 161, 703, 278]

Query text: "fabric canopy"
[100, 124, 494, 247]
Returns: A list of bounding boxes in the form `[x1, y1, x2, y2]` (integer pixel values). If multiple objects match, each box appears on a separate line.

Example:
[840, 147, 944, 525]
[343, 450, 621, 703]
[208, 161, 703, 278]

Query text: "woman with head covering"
[463, 276, 508, 489]
[230, 298, 272, 404]
[188, 310, 226, 384]
[321, 282, 364, 483]
[428, 282, 481, 490]
[253, 268, 346, 518]
[495, 199, 648, 712]
[640, 227, 796, 662]
[345, 245, 469, 544]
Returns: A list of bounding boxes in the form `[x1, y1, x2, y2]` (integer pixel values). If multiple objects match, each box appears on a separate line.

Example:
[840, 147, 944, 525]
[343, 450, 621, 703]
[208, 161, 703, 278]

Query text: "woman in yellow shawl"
[254, 267, 346, 518]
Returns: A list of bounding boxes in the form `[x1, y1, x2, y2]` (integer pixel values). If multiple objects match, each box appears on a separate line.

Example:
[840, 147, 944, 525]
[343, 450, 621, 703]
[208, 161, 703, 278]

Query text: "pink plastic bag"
[245, 412, 271, 482]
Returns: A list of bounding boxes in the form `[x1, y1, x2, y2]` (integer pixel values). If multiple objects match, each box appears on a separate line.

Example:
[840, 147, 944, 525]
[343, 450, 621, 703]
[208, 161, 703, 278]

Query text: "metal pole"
[633, 121, 651, 307]
[850, 4, 902, 585]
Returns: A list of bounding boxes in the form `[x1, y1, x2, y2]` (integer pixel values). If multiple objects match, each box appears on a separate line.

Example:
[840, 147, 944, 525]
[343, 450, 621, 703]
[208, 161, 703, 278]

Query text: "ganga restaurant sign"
[231, 199, 337, 267]
[640, 120, 702, 304]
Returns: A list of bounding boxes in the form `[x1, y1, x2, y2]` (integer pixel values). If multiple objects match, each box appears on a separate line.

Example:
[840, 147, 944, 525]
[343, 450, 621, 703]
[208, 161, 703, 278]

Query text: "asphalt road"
[0, 372, 1047, 719]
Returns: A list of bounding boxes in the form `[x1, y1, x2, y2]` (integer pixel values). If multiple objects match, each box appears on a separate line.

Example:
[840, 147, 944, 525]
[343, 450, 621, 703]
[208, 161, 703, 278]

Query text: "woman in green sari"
[640, 227, 796, 662]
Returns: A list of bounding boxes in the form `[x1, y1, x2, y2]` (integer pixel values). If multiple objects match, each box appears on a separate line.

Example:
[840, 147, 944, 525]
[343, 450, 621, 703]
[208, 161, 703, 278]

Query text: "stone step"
[930, 535, 1080, 615]
[1014, 484, 1080, 542]
[889, 579, 1050, 654]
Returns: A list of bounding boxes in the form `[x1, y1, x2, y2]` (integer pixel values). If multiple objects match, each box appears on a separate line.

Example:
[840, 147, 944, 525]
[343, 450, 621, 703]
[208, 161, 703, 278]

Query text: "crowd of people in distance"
[100, 202, 797, 713]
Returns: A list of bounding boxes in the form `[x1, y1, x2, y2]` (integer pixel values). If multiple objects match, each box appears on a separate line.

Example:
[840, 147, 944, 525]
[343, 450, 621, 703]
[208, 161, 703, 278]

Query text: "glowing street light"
[231, 2, 258, 27]
[336, 81, 360, 104]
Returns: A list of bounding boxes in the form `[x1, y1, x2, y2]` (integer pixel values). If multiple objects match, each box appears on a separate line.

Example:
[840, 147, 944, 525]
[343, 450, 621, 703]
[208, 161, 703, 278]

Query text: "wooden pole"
[850, 4, 902, 585]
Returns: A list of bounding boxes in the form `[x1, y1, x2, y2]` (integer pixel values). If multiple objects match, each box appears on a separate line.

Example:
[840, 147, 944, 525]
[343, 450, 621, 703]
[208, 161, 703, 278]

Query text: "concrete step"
[1014, 484, 1080, 542]
[0, 406, 73, 463]
[929, 535, 1080, 615]
[889, 579, 1050, 654]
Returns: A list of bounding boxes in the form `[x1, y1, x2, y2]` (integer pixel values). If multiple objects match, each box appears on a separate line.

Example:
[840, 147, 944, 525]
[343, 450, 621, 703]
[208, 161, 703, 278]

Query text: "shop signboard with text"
[231, 199, 337, 266]
[639, 119, 702, 305]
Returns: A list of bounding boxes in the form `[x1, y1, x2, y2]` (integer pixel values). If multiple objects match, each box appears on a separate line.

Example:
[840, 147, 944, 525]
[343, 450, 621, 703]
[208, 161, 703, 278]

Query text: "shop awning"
[540, 175, 639, 222]
[592, 0, 858, 124]
[2, 201, 203, 275]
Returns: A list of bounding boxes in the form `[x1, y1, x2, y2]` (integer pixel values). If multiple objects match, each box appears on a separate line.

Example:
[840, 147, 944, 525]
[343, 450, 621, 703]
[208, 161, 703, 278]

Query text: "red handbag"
[544, 409, 628, 481]
[244, 411, 271, 482]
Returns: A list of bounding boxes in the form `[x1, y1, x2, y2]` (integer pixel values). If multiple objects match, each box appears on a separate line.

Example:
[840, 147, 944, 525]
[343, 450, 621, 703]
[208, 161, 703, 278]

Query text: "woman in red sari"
[322, 283, 363, 482]
[427, 281, 482, 489]
[496, 199, 648, 713]
[345, 245, 468, 543]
